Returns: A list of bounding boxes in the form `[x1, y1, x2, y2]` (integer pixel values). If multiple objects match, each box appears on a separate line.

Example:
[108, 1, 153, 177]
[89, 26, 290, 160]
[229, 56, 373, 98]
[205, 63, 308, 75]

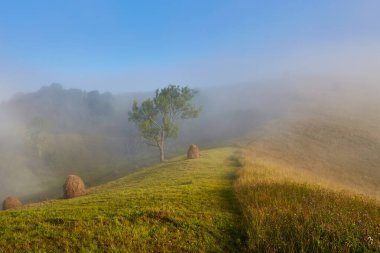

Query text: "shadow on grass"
[214, 188, 248, 252]
[207, 155, 248, 252]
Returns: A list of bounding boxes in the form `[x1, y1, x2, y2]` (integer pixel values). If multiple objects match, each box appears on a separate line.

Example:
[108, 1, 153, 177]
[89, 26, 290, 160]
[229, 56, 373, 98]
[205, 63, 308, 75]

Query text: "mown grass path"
[0, 147, 246, 252]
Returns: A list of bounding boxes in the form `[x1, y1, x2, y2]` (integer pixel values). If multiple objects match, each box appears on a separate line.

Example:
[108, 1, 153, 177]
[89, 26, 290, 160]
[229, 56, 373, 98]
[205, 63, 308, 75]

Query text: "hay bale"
[2, 196, 22, 210]
[63, 175, 86, 199]
[187, 144, 201, 159]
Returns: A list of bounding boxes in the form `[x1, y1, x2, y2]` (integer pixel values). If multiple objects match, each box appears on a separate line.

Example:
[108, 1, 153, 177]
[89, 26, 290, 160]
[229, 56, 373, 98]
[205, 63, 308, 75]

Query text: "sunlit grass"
[235, 149, 380, 252]
[0, 148, 245, 252]
[242, 117, 380, 200]
[2, 145, 380, 252]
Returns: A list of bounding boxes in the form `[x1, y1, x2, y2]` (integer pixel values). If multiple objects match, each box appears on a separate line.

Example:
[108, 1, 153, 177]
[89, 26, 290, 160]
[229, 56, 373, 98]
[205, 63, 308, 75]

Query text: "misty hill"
[1, 77, 380, 203]
[1, 77, 379, 251]
[243, 114, 380, 200]
[0, 82, 267, 202]
[235, 77, 380, 199]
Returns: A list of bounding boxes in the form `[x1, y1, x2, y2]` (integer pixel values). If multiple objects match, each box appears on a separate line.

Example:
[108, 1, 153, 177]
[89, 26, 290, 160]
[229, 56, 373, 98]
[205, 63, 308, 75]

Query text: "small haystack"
[63, 175, 86, 199]
[2, 196, 22, 210]
[187, 144, 201, 159]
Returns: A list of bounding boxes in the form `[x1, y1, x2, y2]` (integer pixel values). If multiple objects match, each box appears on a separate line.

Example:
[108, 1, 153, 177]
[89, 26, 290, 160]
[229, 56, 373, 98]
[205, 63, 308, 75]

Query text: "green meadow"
[1, 146, 379, 252]
[0, 148, 245, 252]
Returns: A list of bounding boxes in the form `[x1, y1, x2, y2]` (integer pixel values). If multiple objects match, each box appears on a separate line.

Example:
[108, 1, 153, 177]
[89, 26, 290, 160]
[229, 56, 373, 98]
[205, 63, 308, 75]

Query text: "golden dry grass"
[235, 148, 380, 252]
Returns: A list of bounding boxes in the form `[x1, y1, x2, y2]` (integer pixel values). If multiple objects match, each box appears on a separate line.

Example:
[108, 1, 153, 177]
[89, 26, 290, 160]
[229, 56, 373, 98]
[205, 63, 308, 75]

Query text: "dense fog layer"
[0, 76, 379, 202]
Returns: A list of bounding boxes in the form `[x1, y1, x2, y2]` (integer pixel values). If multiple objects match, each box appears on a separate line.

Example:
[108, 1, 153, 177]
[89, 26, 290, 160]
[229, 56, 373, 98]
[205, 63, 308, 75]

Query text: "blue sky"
[0, 1, 379, 98]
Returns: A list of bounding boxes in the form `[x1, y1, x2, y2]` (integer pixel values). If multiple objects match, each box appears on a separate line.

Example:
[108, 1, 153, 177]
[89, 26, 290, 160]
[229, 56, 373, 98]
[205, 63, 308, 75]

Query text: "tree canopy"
[128, 85, 201, 162]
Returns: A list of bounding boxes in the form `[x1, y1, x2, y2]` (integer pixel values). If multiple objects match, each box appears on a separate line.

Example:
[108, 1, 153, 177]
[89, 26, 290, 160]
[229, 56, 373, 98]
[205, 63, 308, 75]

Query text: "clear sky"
[0, 1, 379, 98]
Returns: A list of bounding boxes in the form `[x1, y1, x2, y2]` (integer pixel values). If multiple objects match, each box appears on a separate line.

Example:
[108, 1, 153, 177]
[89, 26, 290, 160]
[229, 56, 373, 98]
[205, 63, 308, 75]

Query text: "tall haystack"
[2, 196, 22, 210]
[63, 175, 86, 199]
[187, 144, 201, 159]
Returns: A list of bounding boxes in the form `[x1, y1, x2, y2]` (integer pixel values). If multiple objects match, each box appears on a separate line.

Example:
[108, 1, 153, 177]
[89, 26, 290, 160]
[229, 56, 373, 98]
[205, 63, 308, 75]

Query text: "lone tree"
[128, 85, 201, 162]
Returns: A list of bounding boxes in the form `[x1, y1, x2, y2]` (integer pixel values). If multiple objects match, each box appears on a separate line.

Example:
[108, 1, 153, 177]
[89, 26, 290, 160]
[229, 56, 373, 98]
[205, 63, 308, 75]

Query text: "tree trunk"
[158, 142, 165, 162]
[158, 129, 165, 162]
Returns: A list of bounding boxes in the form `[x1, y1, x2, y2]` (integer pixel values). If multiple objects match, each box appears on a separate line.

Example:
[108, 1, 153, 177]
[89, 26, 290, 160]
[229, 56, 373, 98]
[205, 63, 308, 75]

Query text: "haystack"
[187, 144, 201, 159]
[63, 175, 86, 199]
[2, 196, 22, 210]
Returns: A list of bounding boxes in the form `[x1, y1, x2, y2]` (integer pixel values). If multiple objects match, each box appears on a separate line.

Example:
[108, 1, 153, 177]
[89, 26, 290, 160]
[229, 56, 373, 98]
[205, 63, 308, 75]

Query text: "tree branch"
[143, 138, 159, 147]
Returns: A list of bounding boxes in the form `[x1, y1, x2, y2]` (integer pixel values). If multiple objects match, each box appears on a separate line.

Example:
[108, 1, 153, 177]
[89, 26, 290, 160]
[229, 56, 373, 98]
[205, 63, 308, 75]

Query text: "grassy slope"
[0, 148, 245, 252]
[243, 115, 380, 200]
[1, 144, 380, 253]
[235, 148, 380, 252]
[235, 115, 380, 251]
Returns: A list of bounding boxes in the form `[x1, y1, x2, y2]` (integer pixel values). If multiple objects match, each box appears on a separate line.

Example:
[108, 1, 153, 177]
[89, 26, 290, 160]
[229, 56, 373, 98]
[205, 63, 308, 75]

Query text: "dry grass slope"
[235, 149, 380, 252]
[243, 115, 380, 200]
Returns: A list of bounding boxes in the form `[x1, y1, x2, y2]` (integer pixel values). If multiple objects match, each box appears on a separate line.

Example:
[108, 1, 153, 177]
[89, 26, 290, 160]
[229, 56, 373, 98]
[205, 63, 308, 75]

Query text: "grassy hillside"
[235, 112, 380, 251]
[235, 149, 380, 252]
[1, 145, 379, 252]
[0, 148, 245, 252]
[243, 115, 380, 200]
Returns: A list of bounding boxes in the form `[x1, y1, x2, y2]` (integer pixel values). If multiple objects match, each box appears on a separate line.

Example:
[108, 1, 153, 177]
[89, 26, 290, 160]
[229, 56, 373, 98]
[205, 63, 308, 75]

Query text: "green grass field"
[0, 148, 245, 252]
[1, 146, 379, 252]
